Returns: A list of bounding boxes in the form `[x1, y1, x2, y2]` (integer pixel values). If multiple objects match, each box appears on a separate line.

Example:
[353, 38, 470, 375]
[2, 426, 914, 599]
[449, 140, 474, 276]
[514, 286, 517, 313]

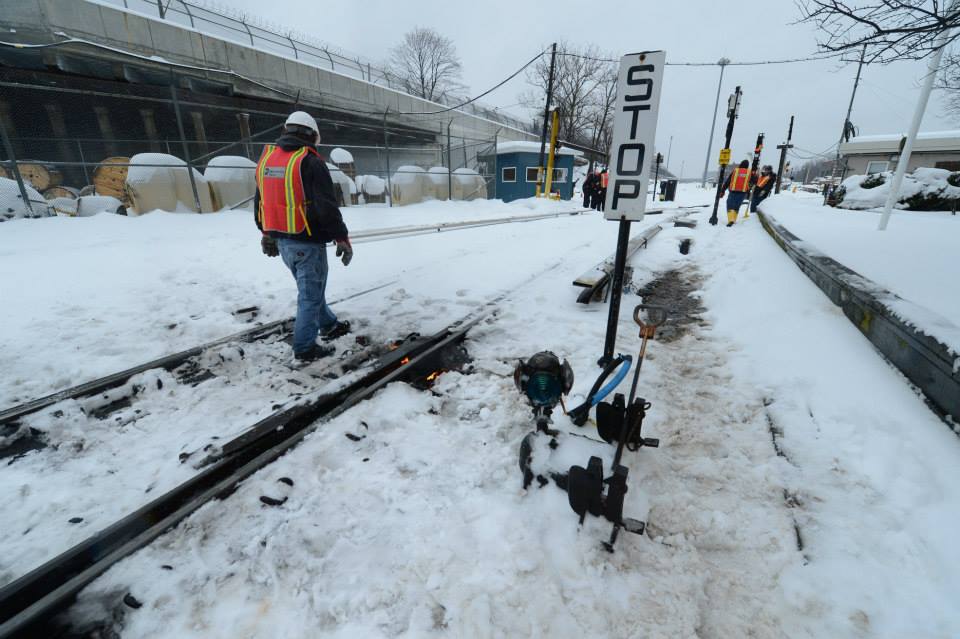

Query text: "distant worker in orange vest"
[598, 168, 609, 211]
[750, 164, 776, 214]
[254, 111, 353, 363]
[719, 159, 752, 227]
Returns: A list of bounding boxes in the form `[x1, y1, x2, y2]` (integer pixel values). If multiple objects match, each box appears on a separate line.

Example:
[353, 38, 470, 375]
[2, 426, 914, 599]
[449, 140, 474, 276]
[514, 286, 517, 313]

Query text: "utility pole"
[744, 132, 764, 216]
[775, 115, 794, 194]
[537, 42, 558, 197]
[709, 85, 742, 226]
[701, 57, 730, 188]
[666, 135, 673, 169]
[830, 44, 866, 197]
[879, 0, 958, 230]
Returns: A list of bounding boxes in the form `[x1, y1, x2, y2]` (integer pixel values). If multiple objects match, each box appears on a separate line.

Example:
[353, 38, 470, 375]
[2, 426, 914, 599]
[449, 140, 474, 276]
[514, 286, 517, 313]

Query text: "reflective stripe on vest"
[730, 168, 751, 192]
[255, 144, 315, 235]
[757, 175, 772, 188]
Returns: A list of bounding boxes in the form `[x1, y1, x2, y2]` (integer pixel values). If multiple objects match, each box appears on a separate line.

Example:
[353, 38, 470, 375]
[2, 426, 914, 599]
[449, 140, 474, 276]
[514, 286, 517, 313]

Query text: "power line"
[557, 50, 848, 66]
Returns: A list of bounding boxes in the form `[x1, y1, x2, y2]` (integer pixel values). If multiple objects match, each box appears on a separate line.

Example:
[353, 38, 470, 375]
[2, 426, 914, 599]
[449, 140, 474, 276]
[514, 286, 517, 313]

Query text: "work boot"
[726, 221, 734, 227]
[294, 343, 335, 363]
[320, 320, 351, 342]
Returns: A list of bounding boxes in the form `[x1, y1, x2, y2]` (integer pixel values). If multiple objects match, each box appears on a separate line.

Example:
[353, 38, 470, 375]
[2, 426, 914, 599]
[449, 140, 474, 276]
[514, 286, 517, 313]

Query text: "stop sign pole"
[599, 51, 665, 367]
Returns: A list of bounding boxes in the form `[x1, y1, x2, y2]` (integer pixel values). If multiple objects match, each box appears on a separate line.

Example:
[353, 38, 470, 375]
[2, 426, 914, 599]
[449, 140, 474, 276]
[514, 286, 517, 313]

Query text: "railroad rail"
[0, 281, 396, 431]
[0, 263, 560, 637]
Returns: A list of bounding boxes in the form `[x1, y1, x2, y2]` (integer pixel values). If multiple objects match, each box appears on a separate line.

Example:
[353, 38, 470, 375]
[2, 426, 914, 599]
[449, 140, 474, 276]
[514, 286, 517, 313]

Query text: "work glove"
[335, 238, 353, 266]
[261, 235, 279, 257]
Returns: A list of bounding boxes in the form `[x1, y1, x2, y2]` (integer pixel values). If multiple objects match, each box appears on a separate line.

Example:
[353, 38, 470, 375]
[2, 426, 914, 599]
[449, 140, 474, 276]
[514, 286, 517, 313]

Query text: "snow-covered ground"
[760, 192, 960, 354]
[3, 185, 959, 637]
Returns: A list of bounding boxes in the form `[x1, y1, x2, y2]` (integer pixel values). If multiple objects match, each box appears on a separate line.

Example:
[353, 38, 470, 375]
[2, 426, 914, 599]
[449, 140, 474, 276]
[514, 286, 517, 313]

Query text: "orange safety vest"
[600, 172, 609, 188]
[757, 174, 772, 188]
[729, 167, 751, 192]
[255, 144, 317, 235]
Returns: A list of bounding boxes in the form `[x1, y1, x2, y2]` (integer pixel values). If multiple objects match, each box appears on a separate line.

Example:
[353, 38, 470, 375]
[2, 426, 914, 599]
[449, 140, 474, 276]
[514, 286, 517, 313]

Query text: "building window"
[551, 167, 568, 183]
[501, 166, 516, 182]
[526, 167, 541, 183]
[865, 161, 889, 174]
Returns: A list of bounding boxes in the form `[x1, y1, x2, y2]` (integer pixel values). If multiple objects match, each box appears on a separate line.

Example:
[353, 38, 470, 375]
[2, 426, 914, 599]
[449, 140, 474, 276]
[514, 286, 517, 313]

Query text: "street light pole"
[701, 57, 730, 188]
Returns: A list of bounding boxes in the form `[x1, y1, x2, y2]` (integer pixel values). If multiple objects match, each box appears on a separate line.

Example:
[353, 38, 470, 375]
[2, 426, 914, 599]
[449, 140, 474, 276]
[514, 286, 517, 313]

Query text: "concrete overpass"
[0, 0, 536, 188]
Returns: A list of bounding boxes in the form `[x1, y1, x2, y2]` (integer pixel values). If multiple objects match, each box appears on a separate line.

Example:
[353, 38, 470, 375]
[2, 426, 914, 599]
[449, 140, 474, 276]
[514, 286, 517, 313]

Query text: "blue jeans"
[277, 238, 337, 354]
[725, 190, 747, 212]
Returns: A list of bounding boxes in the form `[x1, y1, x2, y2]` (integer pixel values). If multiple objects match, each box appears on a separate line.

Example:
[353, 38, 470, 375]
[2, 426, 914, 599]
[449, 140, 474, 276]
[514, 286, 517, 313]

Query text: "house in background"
[839, 130, 960, 175]
[479, 141, 582, 202]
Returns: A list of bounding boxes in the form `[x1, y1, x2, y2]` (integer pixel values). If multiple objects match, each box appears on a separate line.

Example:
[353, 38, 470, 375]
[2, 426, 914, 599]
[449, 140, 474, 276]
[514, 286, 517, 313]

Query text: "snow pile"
[0, 177, 48, 220]
[204, 156, 256, 211]
[126, 153, 215, 214]
[328, 147, 354, 165]
[835, 167, 960, 211]
[425, 166, 450, 200]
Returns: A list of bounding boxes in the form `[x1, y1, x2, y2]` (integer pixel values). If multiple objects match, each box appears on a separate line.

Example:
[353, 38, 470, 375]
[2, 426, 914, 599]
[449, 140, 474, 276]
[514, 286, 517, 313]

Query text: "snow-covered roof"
[495, 141, 582, 157]
[840, 130, 960, 155]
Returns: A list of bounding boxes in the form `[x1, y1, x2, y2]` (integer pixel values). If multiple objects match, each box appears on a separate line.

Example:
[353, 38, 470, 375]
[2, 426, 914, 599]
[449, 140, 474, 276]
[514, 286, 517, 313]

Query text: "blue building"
[480, 141, 582, 202]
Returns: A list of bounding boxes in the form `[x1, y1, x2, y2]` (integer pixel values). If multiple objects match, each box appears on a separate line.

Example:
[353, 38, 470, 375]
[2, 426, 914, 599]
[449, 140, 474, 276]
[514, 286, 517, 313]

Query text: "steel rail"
[0, 281, 396, 428]
[0, 257, 565, 636]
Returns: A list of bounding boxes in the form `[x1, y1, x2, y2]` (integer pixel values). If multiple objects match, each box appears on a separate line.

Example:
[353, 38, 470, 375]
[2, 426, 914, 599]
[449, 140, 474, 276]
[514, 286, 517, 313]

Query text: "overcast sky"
[233, 0, 958, 178]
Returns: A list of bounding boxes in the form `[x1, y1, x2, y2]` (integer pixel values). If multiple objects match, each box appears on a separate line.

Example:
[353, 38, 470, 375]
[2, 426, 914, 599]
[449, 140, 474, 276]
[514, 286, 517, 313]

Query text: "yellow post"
[544, 110, 560, 198]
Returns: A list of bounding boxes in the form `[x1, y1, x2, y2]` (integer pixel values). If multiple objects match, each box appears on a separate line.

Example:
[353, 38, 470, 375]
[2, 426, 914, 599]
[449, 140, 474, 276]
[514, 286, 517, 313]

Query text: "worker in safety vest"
[750, 165, 776, 213]
[598, 169, 609, 211]
[255, 111, 352, 363]
[719, 159, 752, 227]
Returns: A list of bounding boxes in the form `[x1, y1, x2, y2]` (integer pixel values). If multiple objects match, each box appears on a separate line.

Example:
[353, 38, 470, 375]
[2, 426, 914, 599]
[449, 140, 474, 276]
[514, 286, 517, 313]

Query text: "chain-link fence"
[0, 80, 501, 217]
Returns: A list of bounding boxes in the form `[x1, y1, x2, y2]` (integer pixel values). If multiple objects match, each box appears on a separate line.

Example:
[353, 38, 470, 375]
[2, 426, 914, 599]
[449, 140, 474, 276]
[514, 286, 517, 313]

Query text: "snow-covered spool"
[125, 153, 215, 215]
[452, 167, 487, 201]
[77, 195, 126, 216]
[16, 162, 62, 191]
[93, 156, 130, 205]
[326, 162, 353, 207]
[426, 167, 450, 200]
[391, 165, 427, 206]
[329, 147, 356, 180]
[356, 174, 386, 204]
[204, 155, 256, 210]
[43, 185, 79, 200]
[0, 177, 49, 220]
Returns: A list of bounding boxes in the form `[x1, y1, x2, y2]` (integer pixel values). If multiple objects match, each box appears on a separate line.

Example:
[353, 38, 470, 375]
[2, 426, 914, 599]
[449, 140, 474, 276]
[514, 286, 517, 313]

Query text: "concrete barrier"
[758, 211, 959, 424]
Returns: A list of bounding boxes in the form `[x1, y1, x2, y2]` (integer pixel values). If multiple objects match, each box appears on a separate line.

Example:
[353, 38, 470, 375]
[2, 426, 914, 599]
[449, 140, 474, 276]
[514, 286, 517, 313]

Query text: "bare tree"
[797, 0, 960, 63]
[522, 42, 618, 150]
[386, 27, 465, 102]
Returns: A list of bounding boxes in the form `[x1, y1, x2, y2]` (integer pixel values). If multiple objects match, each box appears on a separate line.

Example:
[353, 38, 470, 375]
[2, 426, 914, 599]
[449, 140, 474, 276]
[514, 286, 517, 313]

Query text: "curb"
[757, 211, 959, 425]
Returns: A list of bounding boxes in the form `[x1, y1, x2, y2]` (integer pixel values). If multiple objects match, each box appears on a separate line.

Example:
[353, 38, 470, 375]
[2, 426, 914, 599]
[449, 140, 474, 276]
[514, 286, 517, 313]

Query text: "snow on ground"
[0, 197, 586, 409]
[0, 196, 604, 587]
[5, 184, 959, 637]
[760, 192, 960, 354]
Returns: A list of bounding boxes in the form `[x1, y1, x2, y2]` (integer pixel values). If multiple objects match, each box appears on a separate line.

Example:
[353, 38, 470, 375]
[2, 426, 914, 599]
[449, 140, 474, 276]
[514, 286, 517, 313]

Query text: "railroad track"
[0, 263, 558, 638]
[0, 281, 397, 435]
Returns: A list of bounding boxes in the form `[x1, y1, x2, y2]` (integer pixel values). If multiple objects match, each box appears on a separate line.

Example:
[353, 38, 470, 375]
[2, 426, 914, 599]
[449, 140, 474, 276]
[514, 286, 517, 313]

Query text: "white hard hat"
[285, 111, 319, 137]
